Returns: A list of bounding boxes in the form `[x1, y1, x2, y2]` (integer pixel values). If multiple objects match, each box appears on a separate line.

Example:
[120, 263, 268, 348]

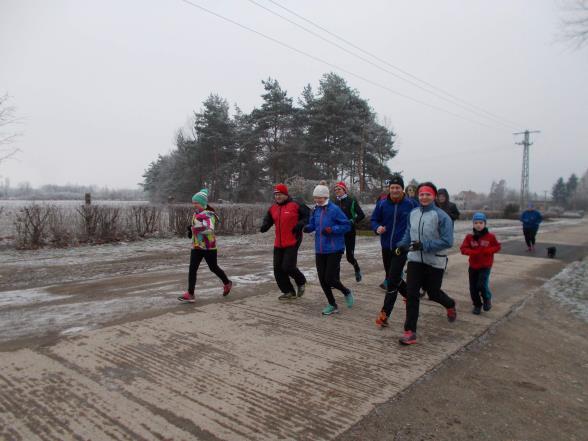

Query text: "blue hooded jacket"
[520, 209, 542, 229]
[371, 195, 418, 249]
[305, 202, 351, 254]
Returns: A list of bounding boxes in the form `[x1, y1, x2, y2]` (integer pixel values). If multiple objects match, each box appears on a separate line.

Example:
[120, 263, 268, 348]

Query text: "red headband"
[418, 186, 436, 196]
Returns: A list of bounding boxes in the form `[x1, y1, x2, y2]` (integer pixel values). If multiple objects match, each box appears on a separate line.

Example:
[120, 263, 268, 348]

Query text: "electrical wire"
[178, 0, 513, 131]
[266, 0, 524, 130]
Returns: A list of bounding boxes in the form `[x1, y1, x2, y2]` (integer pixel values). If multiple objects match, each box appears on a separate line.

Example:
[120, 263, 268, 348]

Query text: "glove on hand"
[187, 225, 192, 239]
[409, 241, 423, 251]
[292, 224, 304, 235]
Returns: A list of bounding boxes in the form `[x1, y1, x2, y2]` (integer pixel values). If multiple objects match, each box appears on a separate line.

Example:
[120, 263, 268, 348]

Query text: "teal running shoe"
[322, 304, 339, 315]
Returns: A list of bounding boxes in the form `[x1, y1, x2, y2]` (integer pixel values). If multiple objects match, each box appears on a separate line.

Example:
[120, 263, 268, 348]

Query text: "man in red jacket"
[260, 184, 309, 300]
[460, 212, 501, 314]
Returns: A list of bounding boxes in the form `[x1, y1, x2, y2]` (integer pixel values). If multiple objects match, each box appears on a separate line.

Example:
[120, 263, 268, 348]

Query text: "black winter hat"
[388, 175, 404, 189]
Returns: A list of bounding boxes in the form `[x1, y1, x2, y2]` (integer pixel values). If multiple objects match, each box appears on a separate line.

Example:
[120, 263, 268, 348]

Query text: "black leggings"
[187, 249, 229, 294]
[344, 231, 360, 272]
[523, 227, 538, 247]
[316, 252, 350, 307]
[468, 267, 491, 307]
[404, 261, 455, 332]
[382, 251, 408, 316]
[273, 240, 306, 294]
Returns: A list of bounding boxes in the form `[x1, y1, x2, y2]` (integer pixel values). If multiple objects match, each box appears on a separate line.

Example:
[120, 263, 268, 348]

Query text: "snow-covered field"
[544, 260, 588, 321]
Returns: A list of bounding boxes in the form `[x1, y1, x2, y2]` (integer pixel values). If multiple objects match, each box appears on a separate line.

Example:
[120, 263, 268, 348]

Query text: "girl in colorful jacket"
[178, 189, 232, 303]
[460, 212, 501, 314]
[304, 184, 354, 315]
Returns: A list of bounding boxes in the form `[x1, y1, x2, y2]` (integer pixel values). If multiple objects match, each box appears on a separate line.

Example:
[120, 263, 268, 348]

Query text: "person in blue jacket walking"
[520, 204, 543, 252]
[304, 183, 354, 315]
[370, 174, 418, 327]
[395, 182, 457, 345]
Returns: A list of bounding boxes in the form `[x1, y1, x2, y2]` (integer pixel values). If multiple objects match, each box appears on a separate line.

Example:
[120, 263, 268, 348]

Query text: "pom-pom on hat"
[334, 181, 348, 193]
[192, 189, 209, 207]
[472, 212, 487, 223]
[313, 184, 330, 198]
[273, 183, 289, 195]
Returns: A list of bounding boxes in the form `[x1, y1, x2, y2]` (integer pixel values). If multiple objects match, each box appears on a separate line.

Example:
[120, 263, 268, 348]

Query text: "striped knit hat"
[192, 189, 209, 207]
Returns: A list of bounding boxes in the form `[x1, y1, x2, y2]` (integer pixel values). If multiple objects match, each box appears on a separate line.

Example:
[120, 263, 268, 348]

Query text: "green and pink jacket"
[191, 210, 219, 250]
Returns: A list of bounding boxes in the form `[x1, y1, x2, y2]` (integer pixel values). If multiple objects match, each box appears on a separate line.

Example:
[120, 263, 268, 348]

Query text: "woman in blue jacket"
[304, 184, 354, 315]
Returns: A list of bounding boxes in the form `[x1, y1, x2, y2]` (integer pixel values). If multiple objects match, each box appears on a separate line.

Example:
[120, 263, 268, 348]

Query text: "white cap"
[313, 184, 330, 198]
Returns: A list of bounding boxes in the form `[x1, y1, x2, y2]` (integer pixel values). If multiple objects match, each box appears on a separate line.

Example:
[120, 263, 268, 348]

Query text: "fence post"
[85, 193, 91, 205]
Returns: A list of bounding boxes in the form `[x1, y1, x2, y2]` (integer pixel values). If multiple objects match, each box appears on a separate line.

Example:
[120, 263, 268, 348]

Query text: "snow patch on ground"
[544, 260, 588, 321]
[0, 288, 71, 309]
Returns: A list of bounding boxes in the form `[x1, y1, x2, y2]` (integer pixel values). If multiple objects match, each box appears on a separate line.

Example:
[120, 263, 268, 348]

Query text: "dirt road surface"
[0, 219, 586, 440]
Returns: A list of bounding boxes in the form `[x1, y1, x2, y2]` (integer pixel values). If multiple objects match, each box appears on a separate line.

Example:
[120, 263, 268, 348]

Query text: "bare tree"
[559, 0, 588, 49]
[0, 93, 22, 164]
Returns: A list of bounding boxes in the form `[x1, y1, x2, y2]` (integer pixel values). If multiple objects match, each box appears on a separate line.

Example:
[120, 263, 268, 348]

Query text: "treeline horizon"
[142, 73, 397, 203]
[0, 182, 147, 201]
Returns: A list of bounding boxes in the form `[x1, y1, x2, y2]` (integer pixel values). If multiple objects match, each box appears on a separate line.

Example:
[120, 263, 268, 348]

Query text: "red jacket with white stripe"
[460, 230, 501, 269]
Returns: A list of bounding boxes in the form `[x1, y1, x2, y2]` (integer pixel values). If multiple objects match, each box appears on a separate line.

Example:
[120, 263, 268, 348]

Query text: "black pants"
[404, 261, 455, 332]
[344, 231, 360, 272]
[468, 267, 491, 307]
[273, 241, 306, 294]
[382, 248, 392, 279]
[523, 227, 538, 247]
[316, 252, 350, 307]
[382, 251, 408, 316]
[187, 249, 229, 294]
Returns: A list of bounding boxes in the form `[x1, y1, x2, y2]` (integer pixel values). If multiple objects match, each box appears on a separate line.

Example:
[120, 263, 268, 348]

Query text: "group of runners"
[177, 177, 542, 346]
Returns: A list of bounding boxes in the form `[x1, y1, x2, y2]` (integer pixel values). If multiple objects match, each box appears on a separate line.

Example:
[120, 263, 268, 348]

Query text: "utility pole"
[513, 130, 540, 209]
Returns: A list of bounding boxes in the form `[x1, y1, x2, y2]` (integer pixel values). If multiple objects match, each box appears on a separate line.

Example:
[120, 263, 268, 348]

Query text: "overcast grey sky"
[1, 0, 586, 194]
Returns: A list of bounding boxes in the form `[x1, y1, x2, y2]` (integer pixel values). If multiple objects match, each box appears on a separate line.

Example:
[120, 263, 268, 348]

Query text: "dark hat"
[388, 175, 404, 189]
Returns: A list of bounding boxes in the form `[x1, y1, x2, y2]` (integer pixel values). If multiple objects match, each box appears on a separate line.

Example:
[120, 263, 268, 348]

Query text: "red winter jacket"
[460, 230, 501, 269]
[260, 199, 308, 248]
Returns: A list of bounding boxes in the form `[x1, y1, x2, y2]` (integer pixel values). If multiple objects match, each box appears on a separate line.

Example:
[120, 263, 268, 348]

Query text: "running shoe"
[399, 330, 417, 345]
[178, 292, 195, 303]
[345, 290, 354, 308]
[322, 304, 339, 315]
[375, 310, 389, 328]
[446, 306, 457, 322]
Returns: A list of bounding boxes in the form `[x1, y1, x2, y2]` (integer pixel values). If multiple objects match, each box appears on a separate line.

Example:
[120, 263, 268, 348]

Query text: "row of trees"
[142, 73, 397, 203]
[0, 180, 147, 201]
[552, 170, 588, 209]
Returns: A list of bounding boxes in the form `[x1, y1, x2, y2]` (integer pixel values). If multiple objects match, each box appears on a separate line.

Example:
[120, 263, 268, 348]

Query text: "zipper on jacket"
[389, 202, 398, 250]
[278, 204, 282, 248]
[417, 209, 424, 263]
[319, 206, 324, 254]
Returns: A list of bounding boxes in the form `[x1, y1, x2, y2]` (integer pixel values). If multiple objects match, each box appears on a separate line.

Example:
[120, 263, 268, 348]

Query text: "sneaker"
[322, 304, 339, 315]
[178, 291, 195, 303]
[278, 292, 295, 300]
[375, 310, 389, 328]
[446, 306, 457, 322]
[531, 245, 536, 252]
[472, 306, 481, 315]
[296, 284, 306, 298]
[379, 280, 388, 290]
[355, 270, 362, 282]
[526, 246, 532, 252]
[483, 298, 492, 311]
[399, 330, 417, 345]
[345, 290, 354, 308]
[223, 281, 232, 296]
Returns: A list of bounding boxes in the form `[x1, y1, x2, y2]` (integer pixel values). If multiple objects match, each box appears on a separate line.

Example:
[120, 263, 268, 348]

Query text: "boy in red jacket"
[460, 212, 501, 315]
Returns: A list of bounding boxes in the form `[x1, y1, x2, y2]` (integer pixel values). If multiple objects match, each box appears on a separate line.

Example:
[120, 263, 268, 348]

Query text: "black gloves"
[409, 241, 423, 251]
[292, 223, 304, 235]
[187, 225, 192, 239]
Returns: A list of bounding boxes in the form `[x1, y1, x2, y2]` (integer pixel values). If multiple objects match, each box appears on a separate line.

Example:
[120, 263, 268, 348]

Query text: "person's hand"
[187, 225, 192, 239]
[292, 224, 303, 235]
[195, 213, 207, 221]
[394, 246, 408, 256]
[409, 241, 423, 251]
[303, 225, 312, 233]
[323, 226, 333, 234]
[376, 226, 386, 235]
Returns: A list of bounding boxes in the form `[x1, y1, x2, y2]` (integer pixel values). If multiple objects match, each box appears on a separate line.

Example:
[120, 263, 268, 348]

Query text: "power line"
[265, 0, 524, 130]
[248, 0, 517, 130]
[178, 0, 511, 131]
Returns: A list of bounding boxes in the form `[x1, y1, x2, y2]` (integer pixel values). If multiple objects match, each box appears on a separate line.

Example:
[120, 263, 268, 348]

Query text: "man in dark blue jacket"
[370, 175, 418, 327]
[520, 205, 543, 252]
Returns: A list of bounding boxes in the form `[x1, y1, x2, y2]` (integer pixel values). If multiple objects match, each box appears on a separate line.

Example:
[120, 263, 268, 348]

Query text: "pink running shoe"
[178, 292, 195, 303]
[223, 281, 233, 296]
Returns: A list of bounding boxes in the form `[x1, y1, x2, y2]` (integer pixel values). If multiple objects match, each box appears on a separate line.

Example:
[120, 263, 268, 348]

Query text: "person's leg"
[383, 252, 408, 316]
[324, 252, 350, 295]
[404, 262, 424, 333]
[281, 245, 306, 288]
[203, 250, 230, 285]
[423, 266, 456, 323]
[523, 228, 532, 248]
[344, 231, 360, 271]
[469, 267, 482, 312]
[187, 249, 204, 294]
[380, 248, 392, 288]
[316, 254, 336, 307]
[273, 247, 293, 294]
[530, 227, 538, 246]
[479, 268, 492, 310]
